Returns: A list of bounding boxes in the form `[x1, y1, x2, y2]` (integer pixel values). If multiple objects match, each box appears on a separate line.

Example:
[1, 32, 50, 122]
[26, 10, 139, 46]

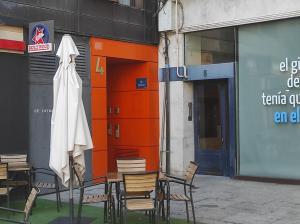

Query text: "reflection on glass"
[197, 83, 221, 150]
[118, 0, 144, 9]
[119, 0, 130, 6]
[134, 0, 144, 9]
[185, 28, 235, 65]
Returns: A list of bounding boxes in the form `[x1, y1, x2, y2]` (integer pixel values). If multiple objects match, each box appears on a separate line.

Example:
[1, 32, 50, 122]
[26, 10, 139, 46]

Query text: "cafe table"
[107, 171, 170, 224]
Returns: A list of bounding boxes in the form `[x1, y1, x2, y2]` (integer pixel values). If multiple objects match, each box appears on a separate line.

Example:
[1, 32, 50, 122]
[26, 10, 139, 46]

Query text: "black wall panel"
[0, 0, 158, 44]
[78, 15, 114, 37]
[0, 53, 29, 154]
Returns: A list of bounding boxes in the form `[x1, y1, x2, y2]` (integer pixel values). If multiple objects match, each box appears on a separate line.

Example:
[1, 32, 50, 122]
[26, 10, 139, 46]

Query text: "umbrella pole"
[69, 155, 74, 223]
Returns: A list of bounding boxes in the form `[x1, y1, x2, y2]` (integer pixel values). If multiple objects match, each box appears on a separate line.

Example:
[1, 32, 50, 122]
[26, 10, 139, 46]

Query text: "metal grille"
[75, 43, 88, 78]
[29, 54, 57, 77]
[29, 37, 90, 85]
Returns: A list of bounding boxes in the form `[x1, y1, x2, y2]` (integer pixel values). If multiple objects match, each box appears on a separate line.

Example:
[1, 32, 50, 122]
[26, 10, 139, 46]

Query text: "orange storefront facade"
[90, 38, 159, 177]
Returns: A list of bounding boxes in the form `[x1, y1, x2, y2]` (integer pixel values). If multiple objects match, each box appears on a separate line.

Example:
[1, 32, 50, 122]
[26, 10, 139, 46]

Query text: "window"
[185, 28, 235, 65]
[238, 18, 300, 179]
[118, 0, 144, 9]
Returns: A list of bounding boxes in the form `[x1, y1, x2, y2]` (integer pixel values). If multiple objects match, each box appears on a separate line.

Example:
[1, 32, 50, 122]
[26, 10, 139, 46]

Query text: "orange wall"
[90, 38, 159, 177]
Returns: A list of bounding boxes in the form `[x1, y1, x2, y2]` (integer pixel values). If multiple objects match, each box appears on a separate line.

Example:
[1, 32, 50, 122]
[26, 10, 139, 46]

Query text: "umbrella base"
[49, 217, 94, 224]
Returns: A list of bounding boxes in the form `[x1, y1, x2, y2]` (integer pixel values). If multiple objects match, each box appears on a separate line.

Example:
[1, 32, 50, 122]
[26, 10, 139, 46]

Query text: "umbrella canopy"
[49, 34, 93, 187]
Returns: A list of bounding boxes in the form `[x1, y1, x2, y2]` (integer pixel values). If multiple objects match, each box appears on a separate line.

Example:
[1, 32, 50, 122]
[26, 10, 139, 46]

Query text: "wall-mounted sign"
[261, 57, 300, 124]
[136, 78, 147, 89]
[28, 20, 54, 53]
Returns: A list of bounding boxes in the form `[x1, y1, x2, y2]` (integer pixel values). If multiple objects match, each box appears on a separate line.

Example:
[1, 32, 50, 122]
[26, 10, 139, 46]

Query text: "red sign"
[28, 43, 52, 53]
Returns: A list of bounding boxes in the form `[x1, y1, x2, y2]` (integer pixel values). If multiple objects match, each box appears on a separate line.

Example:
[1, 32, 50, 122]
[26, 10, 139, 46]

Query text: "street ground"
[41, 175, 300, 224]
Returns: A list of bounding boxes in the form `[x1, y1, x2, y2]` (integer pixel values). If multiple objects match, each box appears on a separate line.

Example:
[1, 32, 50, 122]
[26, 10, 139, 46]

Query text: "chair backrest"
[0, 154, 27, 169]
[184, 161, 199, 184]
[24, 187, 39, 222]
[117, 158, 146, 173]
[115, 148, 139, 159]
[0, 163, 8, 180]
[123, 172, 158, 193]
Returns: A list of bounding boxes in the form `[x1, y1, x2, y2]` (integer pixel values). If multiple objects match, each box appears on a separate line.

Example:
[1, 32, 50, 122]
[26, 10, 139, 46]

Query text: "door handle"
[108, 123, 112, 136]
[220, 123, 224, 144]
[115, 107, 120, 114]
[115, 124, 120, 138]
[108, 107, 112, 114]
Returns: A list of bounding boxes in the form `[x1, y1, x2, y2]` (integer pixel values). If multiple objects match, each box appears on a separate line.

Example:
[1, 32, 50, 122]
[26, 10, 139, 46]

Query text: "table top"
[107, 172, 167, 183]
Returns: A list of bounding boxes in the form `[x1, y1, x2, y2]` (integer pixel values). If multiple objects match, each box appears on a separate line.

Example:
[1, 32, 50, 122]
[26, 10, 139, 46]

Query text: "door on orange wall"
[106, 58, 159, 172]
[90, 38, 159, 177]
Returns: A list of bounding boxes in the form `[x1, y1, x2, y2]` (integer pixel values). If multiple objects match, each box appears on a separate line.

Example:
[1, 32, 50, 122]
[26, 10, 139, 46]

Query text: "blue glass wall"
[239, 18, 300, 179]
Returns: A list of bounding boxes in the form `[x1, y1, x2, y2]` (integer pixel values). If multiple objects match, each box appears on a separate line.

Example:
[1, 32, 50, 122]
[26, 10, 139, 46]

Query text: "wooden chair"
[0, 154, 28, 171]
[0, 187, 39, 224]
[31, 167, 62, 211]
[73, 163, 115, 224]
[0, 154, 30, 196]
[164, 161, 199, 224]
[0, 163, 13, 207]
[116, 158, 147, 214]
[122, 171, 159, 224]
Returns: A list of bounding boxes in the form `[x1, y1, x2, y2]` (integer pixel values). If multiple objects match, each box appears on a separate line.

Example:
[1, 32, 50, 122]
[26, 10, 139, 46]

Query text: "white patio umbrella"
[49, 34, 93, 223]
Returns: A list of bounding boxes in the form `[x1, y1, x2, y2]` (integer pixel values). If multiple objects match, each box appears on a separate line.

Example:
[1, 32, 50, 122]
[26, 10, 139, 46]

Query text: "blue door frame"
[159, 63, 236, 177]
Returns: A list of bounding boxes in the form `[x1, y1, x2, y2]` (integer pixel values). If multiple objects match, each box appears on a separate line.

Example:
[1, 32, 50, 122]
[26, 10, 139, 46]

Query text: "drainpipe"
[164, 32, 171, 175]
[175, 0, 187, 79]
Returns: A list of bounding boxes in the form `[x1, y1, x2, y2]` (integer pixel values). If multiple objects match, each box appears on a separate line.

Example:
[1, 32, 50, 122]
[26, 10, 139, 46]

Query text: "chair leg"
[116, 183, 120, 217]
[123, 208, 127, 224]
[7, 193, 10, 208]
[77, 202, 83, 224]
[111, 198, 116, 224]
[55, 190, 60, 212]
[158, 201, 162, 221]
[185, 200, 190, 222]
[104, 201, 108, 223]
[155, 208, 159, 224]
[160, 200, 165, 221]
[120, 199, 123, 224]
[55, 178, 62, 210]
[149, 211, 152, 223]
[191, 199, 196, 224]
[59, 193, 62, 207]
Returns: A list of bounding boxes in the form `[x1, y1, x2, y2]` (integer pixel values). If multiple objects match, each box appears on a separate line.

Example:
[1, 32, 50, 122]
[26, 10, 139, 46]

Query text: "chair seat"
[121, 190, 150, 198]
[34, 182, 56, 189]
[126, 198, 154, 211]
[83, 194, 108, 203]
[3, 180, 28, 186]
[170, 193, 190, 201]
[0, 187, 13, 194]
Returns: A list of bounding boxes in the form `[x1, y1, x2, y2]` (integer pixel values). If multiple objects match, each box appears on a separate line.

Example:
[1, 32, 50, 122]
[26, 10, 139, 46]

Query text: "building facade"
[0, 0, 159, 179]
[158, 0, 300, 180]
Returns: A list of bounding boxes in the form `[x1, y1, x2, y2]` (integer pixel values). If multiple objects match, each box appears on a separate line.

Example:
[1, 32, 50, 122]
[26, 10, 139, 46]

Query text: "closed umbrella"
[49, 34, 93, 223]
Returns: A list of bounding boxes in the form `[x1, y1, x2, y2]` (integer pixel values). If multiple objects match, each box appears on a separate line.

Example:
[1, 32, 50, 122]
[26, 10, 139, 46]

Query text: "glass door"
[194, 80, 229, 176]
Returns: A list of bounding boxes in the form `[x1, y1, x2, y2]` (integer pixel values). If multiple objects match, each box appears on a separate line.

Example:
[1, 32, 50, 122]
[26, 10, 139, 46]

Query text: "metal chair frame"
[30, 167, 62, 211]
[0, 187, 40, 224]
[164, 161, 199, 224]
[73, 163, 116, 224]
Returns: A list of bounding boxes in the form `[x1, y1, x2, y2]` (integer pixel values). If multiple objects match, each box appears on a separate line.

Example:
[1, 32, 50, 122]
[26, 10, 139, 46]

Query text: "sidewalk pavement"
[41, 175, 300, 224]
